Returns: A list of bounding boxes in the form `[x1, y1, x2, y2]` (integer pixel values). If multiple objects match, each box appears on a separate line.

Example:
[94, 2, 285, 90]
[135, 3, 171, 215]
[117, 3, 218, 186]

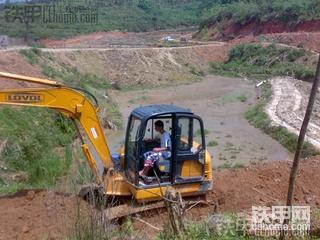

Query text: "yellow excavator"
[0, 72, 212, 205]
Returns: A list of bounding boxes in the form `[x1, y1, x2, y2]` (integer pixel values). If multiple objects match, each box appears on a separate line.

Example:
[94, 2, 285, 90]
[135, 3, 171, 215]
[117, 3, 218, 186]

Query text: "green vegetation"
[245, 82, 319, 157]
[19, 48, 41, 65]
[0, 107, 76, 193]
[190, 66, 205, 77]
[158, 214, 254, 240]
[210, 43, 314, 81]
[201, 0, 320, 29]
[208, 140, 219, 147]
[0, 0, 210, 39]
[217, 91, 250, 105]
[195, 129, 210, 137]
[219, 162, 244, 169]
[237, 94, 248, 102]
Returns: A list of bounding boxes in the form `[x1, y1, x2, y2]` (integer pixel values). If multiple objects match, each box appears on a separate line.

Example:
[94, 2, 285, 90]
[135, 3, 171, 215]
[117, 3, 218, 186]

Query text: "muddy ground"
[0, 157, 319, 240]
[109, 75, 290, 167]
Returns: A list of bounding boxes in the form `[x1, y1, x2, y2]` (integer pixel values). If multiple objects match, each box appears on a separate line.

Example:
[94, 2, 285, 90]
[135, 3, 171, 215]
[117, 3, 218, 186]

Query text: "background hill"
[0, 0, 212, 39]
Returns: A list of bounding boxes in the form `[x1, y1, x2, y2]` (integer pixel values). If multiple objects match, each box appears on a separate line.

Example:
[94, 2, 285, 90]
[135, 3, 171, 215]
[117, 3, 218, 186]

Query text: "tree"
[280, 53, 320, 239]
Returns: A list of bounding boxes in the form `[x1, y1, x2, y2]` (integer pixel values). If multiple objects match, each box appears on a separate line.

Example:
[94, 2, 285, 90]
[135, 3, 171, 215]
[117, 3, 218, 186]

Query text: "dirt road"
[109, 75, 290, 167]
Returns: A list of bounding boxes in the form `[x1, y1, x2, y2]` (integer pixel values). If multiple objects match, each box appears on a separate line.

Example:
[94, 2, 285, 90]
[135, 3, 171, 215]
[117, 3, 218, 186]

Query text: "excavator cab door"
[173, 114, 206, 183]
[124, 115, 142, 185]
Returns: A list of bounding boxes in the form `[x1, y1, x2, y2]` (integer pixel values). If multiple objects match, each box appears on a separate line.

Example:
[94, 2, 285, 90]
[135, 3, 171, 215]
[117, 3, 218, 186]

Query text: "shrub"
[210, 43, 314, 81]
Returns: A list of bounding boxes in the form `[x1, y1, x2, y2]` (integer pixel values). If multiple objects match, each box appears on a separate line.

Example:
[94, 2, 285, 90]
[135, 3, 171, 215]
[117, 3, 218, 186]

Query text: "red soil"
[208, 19, 320, 42]
[1, 158, 319, 239]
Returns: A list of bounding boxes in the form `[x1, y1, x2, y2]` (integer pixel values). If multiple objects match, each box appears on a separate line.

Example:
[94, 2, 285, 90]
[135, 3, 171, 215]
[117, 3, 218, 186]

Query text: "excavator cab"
[124, 105, 209, 188]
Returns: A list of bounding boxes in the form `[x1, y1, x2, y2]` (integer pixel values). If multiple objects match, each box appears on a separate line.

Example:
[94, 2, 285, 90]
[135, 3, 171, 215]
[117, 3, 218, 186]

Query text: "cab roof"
[132, 104, 192, 119]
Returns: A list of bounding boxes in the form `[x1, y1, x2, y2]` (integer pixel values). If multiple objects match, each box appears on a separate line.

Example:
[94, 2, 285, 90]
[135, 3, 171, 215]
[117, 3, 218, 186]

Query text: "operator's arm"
[153, 132, 171, 152]
[153, 147, 168, 152]
[0, 72, 113, 183]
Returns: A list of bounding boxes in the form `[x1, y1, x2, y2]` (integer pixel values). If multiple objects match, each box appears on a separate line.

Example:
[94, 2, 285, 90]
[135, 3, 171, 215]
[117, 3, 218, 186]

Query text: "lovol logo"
[7, 93, 43, 103]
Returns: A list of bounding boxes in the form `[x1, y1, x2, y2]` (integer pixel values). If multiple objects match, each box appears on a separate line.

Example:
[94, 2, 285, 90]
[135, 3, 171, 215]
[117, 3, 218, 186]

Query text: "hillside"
[0, 0, 210, 39]
[196, 0, 320, 40]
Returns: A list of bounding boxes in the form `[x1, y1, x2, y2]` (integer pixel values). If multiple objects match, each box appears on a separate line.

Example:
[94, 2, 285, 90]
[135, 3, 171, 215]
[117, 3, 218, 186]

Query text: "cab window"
[177, 117, 192, 151]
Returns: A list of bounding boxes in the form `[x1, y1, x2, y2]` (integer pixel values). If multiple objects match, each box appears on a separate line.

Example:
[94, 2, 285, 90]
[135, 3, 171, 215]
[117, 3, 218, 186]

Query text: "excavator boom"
[0, 72, 113, 183]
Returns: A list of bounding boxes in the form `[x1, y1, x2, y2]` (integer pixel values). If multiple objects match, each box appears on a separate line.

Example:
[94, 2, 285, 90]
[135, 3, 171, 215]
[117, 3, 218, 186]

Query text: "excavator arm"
[0, 72, 113, 183]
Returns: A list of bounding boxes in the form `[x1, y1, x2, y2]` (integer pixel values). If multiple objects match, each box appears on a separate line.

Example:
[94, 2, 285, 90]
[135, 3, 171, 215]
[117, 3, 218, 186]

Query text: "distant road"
[0, 42, 226, 53]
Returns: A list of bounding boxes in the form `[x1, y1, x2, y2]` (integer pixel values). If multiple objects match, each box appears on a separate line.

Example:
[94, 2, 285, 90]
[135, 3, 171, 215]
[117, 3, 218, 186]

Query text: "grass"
[158, 211, 319, 239]
[237, 94, 248, 102]
[209, 43, 314, 82]
[195, 129, 210, 137]
[158, 214, 254, 240]
[19, 48, 41, 65]
[190, 66, 205, 77]
[208, 140, 219, 147]
[219, 162, 245, 169]
[217, 92, 250, 105]
[0, 107, 76, 193]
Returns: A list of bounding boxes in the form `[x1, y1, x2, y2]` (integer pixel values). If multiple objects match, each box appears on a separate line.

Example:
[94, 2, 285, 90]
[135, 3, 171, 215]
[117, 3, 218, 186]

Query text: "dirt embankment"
[0, 157, 319, 240]
[48, 44, 227, 86]
[267, 77, 320, 149]
[0, 52, 45, 89]
[200, 19, 320, 41]
[0, 190, 91, 240]
[0, 43, 229, 88]
[40, 30, 195, 48]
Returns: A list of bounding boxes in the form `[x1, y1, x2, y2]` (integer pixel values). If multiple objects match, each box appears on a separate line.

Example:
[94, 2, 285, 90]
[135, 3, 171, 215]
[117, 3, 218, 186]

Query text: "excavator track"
[104, 196, 212, 221]
[79, 185, 212, 221]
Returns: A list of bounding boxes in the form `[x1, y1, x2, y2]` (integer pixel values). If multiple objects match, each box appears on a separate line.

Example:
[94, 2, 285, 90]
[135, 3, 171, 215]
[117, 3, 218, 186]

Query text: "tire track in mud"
[266, 77, 320, 148]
